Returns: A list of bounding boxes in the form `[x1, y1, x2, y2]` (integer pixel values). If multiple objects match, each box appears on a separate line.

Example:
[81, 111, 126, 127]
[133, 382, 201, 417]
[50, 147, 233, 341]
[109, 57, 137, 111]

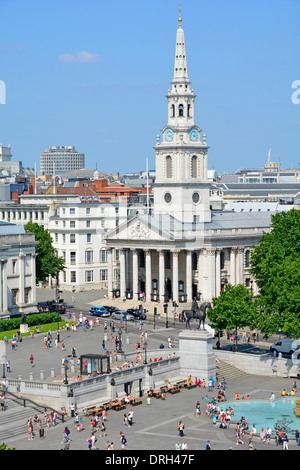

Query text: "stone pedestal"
[179, 329, 216, 382]
[20, 323, 29, 334]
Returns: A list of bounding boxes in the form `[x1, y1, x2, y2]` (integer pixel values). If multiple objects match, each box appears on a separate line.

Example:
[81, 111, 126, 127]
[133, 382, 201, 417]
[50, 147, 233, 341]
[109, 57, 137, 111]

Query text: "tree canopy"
[249, 209, 300, 337]
[207, 283, 257, 350]
[25, 222, 65, 284]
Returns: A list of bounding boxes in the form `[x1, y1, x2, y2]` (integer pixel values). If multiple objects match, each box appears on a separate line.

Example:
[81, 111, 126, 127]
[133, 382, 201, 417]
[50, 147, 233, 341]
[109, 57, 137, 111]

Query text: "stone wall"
[217, 350, 300, 378]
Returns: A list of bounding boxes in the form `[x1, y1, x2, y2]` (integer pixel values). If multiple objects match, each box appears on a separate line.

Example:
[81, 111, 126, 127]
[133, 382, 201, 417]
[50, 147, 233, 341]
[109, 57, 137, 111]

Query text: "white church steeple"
[153, 6, 211, 223]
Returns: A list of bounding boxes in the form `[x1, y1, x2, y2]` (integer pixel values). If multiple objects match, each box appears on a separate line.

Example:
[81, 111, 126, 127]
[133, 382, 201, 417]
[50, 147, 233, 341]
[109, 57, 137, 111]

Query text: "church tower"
[153, 6, 211, 223]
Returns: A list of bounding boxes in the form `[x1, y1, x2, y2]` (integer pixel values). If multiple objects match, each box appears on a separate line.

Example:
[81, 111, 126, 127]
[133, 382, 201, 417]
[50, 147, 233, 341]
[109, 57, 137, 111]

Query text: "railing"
[2, 388, 66, 422]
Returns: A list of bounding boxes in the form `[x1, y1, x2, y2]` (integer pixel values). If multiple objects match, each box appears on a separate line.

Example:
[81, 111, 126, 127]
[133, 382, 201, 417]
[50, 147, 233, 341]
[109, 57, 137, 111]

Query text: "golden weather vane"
[178, 4, 182, 28]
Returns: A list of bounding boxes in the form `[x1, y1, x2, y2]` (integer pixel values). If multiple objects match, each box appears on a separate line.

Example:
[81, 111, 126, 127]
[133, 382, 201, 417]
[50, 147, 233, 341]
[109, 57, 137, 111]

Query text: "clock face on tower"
[165, 128, 174, 142]
[189, 128, 198, 142]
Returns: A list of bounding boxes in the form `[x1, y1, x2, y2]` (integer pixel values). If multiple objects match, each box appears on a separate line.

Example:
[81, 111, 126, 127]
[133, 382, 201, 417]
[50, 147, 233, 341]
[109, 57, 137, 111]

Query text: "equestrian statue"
[181, 298, 212, 330]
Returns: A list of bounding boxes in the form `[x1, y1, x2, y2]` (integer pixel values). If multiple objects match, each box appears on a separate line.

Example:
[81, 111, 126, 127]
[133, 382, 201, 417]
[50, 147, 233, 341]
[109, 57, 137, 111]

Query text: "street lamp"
[64, 364, 69, 384]
[118, 328, 123, 353]
[143, 341, 148, 364]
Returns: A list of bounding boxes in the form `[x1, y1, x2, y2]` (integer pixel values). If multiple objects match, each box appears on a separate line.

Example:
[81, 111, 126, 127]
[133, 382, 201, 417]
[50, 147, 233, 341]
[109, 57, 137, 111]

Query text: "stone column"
[31, 253, 36, 307]
[215, 249, 221, 297]
[1, 260, 8, 313]
[107, 248, 113, 299]
[132, 249, 139, 301]
[119, 249, 126, 298]
[186, 250, 192, 303]
[207, 248, 216, 300]
[158, 250, 165, 303]
[237, 248, 244, 285]
[172, 250, 179, 303]
[18, 252, 25, 306]
[145, 250, 152, 302]
[230, 247, 236, 285]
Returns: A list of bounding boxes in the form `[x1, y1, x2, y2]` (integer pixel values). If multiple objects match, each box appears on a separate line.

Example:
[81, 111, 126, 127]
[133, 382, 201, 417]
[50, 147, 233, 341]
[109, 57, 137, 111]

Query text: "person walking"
[120, 431, 127, 450]
[29, 354, 34, 367]
[177, 420, 184, 437]
[282, 433, 289, 450]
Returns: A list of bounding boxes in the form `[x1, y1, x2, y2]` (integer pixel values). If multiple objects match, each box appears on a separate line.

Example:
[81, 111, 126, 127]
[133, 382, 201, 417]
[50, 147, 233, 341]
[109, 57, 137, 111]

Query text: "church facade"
[105, 13, 273, 303]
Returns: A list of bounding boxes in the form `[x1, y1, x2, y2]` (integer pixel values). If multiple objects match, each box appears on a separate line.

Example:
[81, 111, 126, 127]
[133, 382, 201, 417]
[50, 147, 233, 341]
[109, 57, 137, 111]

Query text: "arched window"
[179, 104, 184, 117]
[187, 104, 191, 117]
[191, 156, 198, 178]
[245, 250, 251, 268]
[166, 156, 172, 178]
[171, 104, 175, 117]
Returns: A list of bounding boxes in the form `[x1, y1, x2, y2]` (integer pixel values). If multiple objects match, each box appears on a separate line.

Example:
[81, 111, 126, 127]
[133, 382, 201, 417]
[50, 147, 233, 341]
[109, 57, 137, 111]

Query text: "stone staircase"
[0, 395, 67, 444]
[216, 359, 248, 382]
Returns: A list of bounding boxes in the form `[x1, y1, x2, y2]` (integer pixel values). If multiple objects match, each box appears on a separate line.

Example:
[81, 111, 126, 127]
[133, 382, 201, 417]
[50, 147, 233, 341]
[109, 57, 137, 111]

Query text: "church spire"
[172, 5, 190, 86]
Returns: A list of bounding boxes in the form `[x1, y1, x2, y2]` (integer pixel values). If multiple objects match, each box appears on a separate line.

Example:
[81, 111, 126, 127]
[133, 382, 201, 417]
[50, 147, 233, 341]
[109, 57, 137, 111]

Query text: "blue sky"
[0, 0, 299, 175]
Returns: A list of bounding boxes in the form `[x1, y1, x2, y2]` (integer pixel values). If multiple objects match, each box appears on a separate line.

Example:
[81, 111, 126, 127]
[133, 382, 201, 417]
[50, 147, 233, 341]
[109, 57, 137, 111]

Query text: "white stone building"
[104, 14, 278, 304]
[49, 201, 146, 291]
[0, 221, 37, 317]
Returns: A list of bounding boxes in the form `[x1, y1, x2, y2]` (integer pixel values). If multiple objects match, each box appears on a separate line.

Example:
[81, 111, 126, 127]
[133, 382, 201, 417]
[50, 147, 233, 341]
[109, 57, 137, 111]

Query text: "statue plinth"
[179, 329, 216, 383]
[20, 323, 29, 334]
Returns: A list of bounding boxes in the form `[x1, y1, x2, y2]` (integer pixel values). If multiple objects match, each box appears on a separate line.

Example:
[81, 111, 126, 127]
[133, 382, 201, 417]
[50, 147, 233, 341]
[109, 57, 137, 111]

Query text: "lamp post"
[64, 364, 69, 384]
[118, 328, 123, 353]
[143, 341, 148, 364]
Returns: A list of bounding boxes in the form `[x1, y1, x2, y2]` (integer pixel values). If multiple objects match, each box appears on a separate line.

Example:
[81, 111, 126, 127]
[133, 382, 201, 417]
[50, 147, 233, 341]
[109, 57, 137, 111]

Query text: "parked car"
[126, 308, 147, 320]
[270, 339, 300, 356]
[89, 306, 110, 317]
[111, 311, 134, 321]
[47, 301, 66, 313]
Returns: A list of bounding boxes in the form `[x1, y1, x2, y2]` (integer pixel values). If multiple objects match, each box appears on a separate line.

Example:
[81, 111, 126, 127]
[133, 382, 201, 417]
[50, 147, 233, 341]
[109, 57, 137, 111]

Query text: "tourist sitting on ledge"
[188, 375, 193, 385]
[148, 387, 154, 397]
[124, 393, 132, 404]
[281, 389, 286, 396]
[235, 392, 240, 400]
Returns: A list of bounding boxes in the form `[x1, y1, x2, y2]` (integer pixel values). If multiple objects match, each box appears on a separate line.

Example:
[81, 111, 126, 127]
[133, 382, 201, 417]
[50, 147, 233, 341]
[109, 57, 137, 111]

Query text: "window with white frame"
[100, 269, 108, 281]
[100, 249, 107, 263]
[70, 234, 76, 243]
[70, 271, 76, 283]
[70, 251, 76, 265]
[85, 249, 93, 264]
[85, 270, 93, 282]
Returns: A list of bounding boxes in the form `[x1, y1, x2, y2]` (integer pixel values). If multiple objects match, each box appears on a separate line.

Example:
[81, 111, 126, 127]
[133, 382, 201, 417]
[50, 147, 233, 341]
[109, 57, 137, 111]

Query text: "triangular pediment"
[106, 214, 176, 242]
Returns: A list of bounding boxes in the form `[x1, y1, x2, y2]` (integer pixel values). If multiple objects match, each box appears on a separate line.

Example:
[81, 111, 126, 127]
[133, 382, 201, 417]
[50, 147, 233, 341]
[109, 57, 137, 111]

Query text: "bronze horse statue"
[182, 302, 212, 330]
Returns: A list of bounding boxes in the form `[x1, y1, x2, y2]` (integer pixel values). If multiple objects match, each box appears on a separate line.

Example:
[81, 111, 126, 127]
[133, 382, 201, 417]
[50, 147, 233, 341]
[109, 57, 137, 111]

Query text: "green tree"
[207, 283, 257, 351]
[25, 222, 65, 284]
[250, 209, 300, 338]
